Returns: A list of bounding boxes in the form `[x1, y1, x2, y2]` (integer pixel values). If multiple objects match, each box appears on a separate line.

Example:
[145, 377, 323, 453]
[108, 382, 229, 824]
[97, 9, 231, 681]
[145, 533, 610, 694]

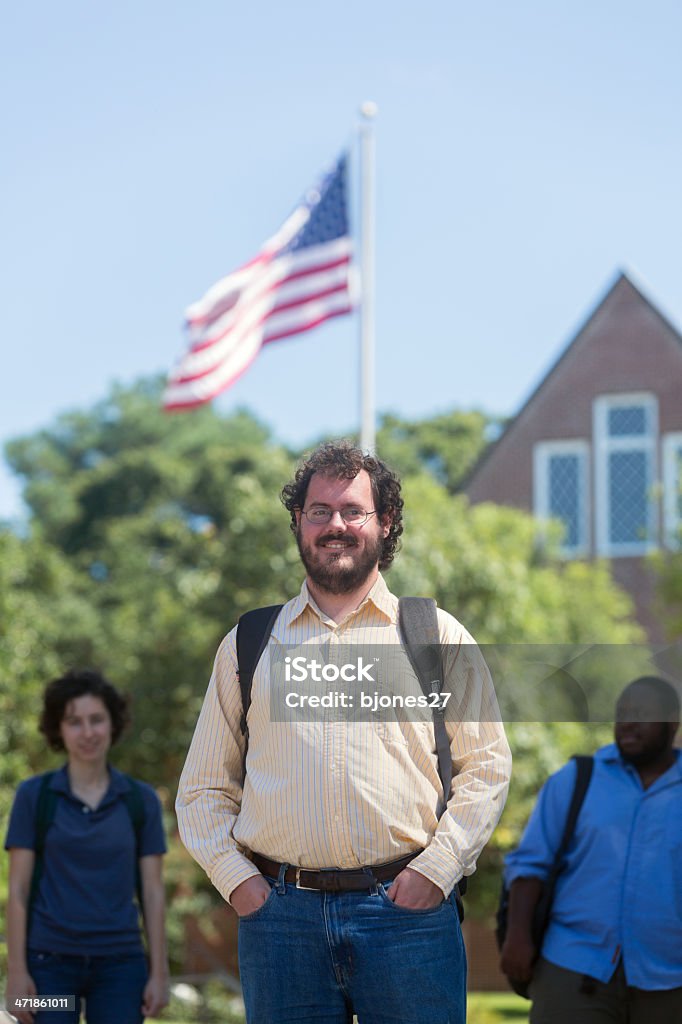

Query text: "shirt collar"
[48, 762, 132, 798]
[598, 742, 682, 779]
[288, 573, 396, 626]
[48, 764, 71, 794]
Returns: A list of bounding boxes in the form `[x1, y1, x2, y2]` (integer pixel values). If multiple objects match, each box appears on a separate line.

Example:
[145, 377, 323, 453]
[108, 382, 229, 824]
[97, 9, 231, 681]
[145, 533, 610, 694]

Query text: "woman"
[5, 668, 169, 1024]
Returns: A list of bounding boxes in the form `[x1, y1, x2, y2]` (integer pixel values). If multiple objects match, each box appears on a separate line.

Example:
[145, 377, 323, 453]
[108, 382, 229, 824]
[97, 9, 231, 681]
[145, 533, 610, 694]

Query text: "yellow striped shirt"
[176, 574, 511, 901]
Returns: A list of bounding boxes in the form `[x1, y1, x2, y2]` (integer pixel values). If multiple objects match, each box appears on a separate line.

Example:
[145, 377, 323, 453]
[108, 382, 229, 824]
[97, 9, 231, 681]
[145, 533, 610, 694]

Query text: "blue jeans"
[238, 868, 466, 1023]
[26, 950, 147, 1024]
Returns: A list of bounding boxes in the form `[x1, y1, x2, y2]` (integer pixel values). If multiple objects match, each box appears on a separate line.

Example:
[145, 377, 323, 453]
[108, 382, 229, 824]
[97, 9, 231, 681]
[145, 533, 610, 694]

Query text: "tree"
[0, 529, 99, 792]
[390, 474, 641, 644]
[652, 548, 682, 641]
[375, 409, 496, 493]
[5, 378, 304, 783]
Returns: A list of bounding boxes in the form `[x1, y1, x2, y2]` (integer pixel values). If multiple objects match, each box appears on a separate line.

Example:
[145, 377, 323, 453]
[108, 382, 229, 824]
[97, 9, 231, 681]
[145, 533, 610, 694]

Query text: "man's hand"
[498, 877, 544, 984]
[230, 874, 272, 917]
[386, 867, 444, 909]
[499, 932, 536, 983]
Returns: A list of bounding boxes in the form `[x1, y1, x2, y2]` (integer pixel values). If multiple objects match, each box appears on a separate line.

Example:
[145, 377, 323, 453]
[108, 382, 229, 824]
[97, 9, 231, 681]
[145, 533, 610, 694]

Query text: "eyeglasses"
[301, 506, 378, 526]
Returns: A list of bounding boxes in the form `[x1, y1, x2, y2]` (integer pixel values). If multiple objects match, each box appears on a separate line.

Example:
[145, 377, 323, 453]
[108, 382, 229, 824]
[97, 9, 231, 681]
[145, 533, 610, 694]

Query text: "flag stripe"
[172, 280, 352, 385]
[165, 302, 353, 412]
[188, 236, 352, 331]
[182, 258, 352, 368]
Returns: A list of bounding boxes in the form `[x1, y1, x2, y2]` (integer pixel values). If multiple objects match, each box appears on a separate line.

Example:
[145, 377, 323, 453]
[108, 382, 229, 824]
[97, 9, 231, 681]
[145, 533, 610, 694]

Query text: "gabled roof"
[460, 269, 682, 493]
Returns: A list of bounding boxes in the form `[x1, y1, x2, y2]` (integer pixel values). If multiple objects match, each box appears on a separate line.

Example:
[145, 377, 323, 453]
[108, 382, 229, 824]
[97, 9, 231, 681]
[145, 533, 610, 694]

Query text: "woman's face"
[59, 694, 113, 764]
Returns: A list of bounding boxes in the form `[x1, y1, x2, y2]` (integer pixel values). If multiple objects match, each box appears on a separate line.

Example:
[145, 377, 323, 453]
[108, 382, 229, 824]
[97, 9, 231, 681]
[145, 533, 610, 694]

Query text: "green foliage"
[376, 409, 495, 492]
[473, 719, 613, 918]
[0, 378, 645, 945]
[651, 547, 682, 641]
[4, 379, 302, 785]
[0, 529, 97, 783]
[391, 476, 642, 645]
[467, 991, 529, 1022]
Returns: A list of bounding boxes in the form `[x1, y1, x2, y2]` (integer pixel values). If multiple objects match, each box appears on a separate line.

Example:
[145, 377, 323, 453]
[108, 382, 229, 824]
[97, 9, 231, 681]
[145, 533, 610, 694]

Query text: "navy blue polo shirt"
[5, 764, 166, 955]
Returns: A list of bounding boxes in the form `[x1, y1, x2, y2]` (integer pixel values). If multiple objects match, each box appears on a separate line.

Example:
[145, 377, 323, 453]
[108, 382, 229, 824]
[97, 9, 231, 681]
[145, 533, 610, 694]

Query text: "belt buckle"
[295, 867, 320, 891]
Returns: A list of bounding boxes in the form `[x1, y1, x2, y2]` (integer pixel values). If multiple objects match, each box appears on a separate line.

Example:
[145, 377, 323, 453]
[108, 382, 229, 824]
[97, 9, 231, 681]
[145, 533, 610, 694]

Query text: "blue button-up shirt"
[504, 744, 682, 990]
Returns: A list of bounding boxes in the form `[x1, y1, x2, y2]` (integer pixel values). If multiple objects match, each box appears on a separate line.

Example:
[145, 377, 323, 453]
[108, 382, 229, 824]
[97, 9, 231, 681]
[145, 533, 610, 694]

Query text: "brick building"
[463, 271, 682, 640]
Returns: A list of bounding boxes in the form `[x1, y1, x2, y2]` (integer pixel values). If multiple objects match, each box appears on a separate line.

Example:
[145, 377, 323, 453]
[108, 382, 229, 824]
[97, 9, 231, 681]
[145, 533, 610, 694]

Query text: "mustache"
[316, 532, 358, 547]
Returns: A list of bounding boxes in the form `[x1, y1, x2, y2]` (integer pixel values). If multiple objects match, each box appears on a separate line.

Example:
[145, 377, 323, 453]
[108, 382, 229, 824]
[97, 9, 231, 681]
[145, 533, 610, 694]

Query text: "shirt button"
[82, 806, 90, 814]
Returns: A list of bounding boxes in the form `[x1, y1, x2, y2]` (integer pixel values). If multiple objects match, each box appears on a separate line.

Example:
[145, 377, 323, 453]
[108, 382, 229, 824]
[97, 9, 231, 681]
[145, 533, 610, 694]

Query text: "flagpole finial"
[359, 100, 378, 120]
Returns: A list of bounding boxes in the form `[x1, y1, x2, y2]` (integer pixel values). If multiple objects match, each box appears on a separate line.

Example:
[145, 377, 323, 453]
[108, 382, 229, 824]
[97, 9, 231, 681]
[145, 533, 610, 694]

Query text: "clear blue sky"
[2, 1, 681, 519]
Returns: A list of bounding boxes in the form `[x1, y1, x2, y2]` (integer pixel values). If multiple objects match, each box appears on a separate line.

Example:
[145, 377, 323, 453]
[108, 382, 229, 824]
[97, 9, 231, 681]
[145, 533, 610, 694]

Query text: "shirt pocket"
[369, 715, 432, 742]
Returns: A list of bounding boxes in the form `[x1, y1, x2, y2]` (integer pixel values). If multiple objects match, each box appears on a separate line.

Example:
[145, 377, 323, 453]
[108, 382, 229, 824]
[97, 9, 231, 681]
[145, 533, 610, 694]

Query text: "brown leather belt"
[251, 851, 418, 891]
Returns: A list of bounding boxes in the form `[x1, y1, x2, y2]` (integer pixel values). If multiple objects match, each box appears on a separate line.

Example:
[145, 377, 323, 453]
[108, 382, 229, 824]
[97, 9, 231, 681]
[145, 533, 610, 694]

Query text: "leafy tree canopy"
[376, 408, 496, 493]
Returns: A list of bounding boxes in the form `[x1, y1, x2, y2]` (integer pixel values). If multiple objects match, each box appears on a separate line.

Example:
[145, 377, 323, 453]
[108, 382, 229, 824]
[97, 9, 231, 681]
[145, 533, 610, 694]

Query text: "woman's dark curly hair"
[40, 668, 131, 751]
[281, 440, 404, 570]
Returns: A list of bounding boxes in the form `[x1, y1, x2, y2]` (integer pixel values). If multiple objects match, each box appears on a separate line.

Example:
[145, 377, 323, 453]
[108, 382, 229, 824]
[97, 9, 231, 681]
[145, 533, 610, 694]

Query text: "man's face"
[614, 683, 674, 767]
[295, 470, 390, 595]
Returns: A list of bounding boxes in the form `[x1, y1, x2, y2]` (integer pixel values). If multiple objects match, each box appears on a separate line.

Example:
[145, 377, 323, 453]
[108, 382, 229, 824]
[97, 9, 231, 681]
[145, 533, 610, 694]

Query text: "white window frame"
[534, 440, 590, 557]
[663, 432, 682, 548]
[593, 393, 658, 557]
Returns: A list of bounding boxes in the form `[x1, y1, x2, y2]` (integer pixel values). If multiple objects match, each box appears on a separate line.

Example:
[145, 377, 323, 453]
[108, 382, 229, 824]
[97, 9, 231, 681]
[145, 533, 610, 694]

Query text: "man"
[500, 675, 682, 1023]
[176, 441, 511, 1024]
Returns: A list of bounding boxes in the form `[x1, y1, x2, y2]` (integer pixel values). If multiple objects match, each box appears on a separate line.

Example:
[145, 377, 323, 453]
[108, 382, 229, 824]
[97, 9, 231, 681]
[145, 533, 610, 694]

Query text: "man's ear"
[294, 508, 302, 527]
[380, 513, 392, 539]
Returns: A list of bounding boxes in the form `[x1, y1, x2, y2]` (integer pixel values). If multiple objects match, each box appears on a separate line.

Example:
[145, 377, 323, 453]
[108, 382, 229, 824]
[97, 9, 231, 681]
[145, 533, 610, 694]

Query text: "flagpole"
[359, 101, 377, 454]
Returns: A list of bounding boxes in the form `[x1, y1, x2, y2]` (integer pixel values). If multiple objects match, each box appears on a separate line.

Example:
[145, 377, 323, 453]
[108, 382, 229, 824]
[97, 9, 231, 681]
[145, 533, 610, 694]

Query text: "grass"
[147, 991, 530, 1024]
[468, 991, 530, 1022]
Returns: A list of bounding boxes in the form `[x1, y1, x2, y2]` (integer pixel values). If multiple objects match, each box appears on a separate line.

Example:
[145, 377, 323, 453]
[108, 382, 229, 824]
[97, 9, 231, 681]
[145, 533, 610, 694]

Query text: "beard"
[296, 526, 384, 595]
[616, 723, 671, 767]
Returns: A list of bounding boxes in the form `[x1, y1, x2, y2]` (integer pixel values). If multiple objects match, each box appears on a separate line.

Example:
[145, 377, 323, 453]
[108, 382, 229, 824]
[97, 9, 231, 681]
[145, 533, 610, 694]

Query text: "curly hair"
[40, 668, 131, 751]
[281, 440, 404, 570]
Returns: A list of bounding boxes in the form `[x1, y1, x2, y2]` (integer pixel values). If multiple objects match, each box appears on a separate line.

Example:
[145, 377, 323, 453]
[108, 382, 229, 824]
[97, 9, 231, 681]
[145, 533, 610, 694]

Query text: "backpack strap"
[236, 604, 284, 777]
[398, 596, 469, 912]
[29, 771, 58, 911]
[550, 754, 594, 878]
[398, 597, 452, 819]
[532, 754, 594, 940]
[121, 775, 146, 913]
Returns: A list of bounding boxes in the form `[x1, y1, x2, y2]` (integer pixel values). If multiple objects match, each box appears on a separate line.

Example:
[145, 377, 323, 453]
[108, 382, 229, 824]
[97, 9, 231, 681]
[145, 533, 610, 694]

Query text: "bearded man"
[177, 441, 511, 1024]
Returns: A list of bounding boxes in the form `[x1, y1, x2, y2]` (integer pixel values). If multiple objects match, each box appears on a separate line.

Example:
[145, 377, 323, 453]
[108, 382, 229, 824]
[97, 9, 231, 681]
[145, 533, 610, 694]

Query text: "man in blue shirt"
[500, 675, 681, 1024]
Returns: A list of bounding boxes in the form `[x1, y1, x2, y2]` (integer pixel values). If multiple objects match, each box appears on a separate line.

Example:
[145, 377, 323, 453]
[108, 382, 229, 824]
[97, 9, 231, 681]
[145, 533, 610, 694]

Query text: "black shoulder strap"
[121, 776, 146, 838]
[549, 754, 594, 880]
[236, 604, 284, 770]
[34, 771, 58, 850]
[29, 771, 58, 911]
[398, 597, 452, 818]
[529, 754, 594, 942]
[121, 775, 146, 912]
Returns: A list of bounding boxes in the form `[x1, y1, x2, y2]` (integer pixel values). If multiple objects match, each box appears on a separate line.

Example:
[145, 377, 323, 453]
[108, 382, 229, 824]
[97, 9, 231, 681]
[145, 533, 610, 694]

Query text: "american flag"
[163, 154, 355, 410]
